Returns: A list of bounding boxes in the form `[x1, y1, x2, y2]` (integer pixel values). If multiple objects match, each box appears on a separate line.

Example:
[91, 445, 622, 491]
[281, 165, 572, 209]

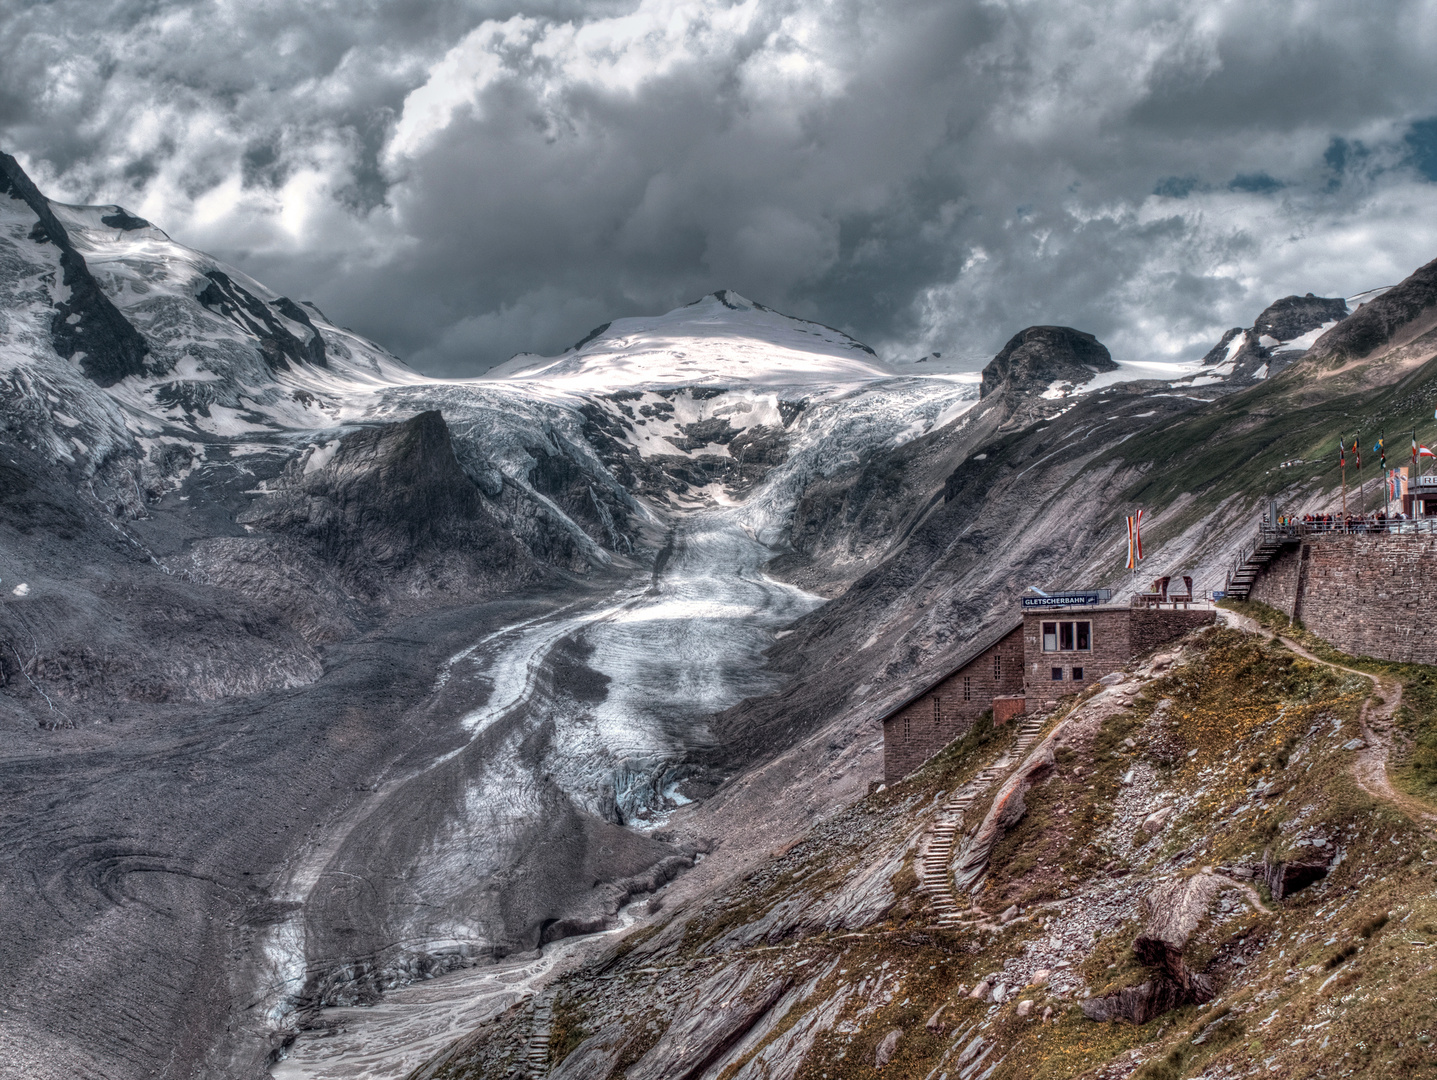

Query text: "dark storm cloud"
[4, 0, 1437, 375]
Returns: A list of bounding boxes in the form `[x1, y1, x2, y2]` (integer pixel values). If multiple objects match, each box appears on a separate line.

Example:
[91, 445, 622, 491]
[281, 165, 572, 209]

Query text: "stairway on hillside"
[1225, 533, 1296, 601]
[917, 714, 1048, 926]
[526, 994, 553, 1078]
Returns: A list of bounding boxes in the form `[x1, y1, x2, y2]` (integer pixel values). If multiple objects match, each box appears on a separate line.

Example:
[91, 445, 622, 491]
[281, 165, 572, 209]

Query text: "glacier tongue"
[3, 168, 998, 1077]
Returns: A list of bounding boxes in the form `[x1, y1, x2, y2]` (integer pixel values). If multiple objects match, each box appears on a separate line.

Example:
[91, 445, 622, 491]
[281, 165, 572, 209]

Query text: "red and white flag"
[1126, 509, 1144, 569]
[1421, 446, 1435, 459]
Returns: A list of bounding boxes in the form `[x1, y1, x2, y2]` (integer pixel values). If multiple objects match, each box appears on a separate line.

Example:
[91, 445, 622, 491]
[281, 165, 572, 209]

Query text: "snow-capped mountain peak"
[485, 291, 894, 390]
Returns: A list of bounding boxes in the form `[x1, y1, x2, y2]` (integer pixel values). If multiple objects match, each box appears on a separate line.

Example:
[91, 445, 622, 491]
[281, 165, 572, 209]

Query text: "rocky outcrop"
[1202, 293, 1349, 380]
[1261, 850, 1330, 901]
[978, 326, 1116, 399]
[1083, 872, 1219, 1024]
[951, 739, 1056, 892]
[1303, 255, 1437, 369]
[1252, 294, 1349, 344]
[0, 151, 150, 386]
[236, 410, 542, 603]
[623, 964, 789, 1080]
[195, 270, 328, 370]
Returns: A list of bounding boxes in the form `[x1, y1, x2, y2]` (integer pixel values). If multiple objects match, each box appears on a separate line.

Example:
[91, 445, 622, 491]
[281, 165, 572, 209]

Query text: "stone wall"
[882, 626, 1024, 783]
[1247, 534, 1437, 664]
[1021, 606, 1216, 700]
[883, 606, 1215, 783]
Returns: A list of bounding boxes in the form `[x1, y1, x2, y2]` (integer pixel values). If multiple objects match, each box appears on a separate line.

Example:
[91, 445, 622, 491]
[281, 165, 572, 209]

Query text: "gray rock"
[979, 325, 1116, 399]
[625, 964, 788, 1080]
[874, 1028, 902, 1068]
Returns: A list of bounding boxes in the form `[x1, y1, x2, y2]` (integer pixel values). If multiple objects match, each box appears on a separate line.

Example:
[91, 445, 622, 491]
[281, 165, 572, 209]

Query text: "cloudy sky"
[5, 0, 1437, 375]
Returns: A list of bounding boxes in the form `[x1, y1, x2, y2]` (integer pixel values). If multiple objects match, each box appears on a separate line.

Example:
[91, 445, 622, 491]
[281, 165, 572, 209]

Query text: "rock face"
[1303, 255, 1437, 368]
[1202, 293, 1349, 381]
[238, 410, 541, 604]
[623, 965, 790, 1080]
[195, 269, 327, 370]
[0, 151, 150, 386]
[1252, 294, 1349, 344]
[1084, 872, 1219, 1024]
[979, 326, 1116, 399]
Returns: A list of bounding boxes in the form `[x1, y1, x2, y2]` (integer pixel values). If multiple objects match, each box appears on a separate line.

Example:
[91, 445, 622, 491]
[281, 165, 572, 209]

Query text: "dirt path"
[1218, 610, 1437, 826]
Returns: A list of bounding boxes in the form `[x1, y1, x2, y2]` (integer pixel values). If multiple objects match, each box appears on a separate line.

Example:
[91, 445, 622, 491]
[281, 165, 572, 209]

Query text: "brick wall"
[1129, 608, 1219, 656]
[882, 626, 1024, 782]
[1021, 607, 1215, 700]
[1247, 535, 1437, 664]
[883, 606, 1216, 783]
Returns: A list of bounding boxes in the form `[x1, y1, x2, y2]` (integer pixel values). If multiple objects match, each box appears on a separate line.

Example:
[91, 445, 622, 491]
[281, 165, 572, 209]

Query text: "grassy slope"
[416, 625, 1437, 1080]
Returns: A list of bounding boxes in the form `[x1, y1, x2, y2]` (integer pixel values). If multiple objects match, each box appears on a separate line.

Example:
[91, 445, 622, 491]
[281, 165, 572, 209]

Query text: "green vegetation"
[1223, 598, 1437, 803]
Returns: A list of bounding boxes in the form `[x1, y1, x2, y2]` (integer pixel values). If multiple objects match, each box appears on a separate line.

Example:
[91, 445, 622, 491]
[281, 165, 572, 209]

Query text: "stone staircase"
[1225, 531, 1296, 601]
[525, 994, 553, 1078]
[917, 713, 1048, 927]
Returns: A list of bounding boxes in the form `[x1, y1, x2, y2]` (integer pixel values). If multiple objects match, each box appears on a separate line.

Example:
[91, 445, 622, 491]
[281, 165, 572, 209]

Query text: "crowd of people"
[1277, 511, 1417, 533]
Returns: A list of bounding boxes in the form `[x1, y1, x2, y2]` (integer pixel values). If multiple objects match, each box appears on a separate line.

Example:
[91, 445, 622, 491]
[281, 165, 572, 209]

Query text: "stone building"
[881, 600, 1214, 783]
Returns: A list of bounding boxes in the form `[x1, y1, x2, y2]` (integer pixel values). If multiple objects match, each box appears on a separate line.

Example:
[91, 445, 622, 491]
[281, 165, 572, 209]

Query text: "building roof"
[876, 616, 1024, 725]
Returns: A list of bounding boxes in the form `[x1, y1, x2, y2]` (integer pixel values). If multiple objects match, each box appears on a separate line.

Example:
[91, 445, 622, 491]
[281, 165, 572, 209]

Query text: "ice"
[485, 292, 895, 391]
[1277, 319, 1341, 352]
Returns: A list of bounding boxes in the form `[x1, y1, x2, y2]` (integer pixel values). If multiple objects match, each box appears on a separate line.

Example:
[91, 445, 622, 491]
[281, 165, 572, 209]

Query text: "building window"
[993, 654, 1002, 678]
[963, 676, 972, 701]
[1073, 666, 1084, 681]
[1044, 620, 1093, 652]
[904, 713, 911, 742]
[1051, 667, 1063, 681]
[933, 697, 940, 725]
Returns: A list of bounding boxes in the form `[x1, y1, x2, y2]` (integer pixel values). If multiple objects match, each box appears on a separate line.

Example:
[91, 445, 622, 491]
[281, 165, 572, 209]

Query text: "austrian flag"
[1126, 509, 1144, 570]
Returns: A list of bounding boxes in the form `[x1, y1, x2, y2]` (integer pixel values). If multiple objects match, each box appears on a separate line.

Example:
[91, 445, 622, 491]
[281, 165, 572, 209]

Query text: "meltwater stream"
[268, 503, 824, 1079]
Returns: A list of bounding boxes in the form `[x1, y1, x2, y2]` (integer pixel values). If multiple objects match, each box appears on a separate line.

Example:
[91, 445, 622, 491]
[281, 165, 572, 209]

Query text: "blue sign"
[1021, 592, 1108, 608]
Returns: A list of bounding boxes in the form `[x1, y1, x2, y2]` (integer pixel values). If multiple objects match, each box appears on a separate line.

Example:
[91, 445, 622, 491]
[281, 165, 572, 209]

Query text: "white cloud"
[4, 0, 1437, 374]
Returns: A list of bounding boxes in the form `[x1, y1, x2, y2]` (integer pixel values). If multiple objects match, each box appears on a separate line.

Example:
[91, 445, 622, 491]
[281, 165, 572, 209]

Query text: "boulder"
[875, 1028, 902, 1068]
[1261, 850, 1330, 901]
[1141, 806, 1175, 834]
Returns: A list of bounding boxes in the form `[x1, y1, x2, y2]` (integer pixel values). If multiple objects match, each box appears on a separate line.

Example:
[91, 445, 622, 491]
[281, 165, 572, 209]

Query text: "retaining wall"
[1246, 534, 1437, 664]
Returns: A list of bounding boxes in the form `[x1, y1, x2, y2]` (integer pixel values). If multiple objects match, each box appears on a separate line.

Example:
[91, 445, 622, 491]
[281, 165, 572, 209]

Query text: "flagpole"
[1382, 435, 1389, 518]
[1340, 435, 1348, 519]
[1357, 439, 1366, 518]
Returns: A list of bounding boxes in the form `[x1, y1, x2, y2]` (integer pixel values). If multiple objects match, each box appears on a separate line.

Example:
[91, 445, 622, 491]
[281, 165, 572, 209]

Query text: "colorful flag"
[1126, 509, 1144, 569]
[1376, 435, 1385, 470]
[1353, 437, 1361, 470]
[1390, 468, 1408, 499]
[1340, 438, 1346, 469]
[1414, 432, 1420, 466]
[1422, 446, 1435, 459]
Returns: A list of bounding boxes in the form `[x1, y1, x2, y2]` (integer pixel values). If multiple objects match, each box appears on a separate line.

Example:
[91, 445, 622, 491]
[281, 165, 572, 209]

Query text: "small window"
[1073, 666, 1084, 681]
[904, 713, 911, 742]
[963, 676, 972, 701]
[1042, 622, 1058, 651]
[993, 654, 1002, 678]
[1059, 622, 1075, 650]
[933, 697, 940, 725]
[1051, 667, 1063, 681]
[1076, 621, 1091, 651]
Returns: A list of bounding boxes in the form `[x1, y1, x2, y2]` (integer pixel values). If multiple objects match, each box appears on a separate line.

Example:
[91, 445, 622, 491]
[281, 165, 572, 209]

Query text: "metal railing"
[1258, 516, 1437, 539]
